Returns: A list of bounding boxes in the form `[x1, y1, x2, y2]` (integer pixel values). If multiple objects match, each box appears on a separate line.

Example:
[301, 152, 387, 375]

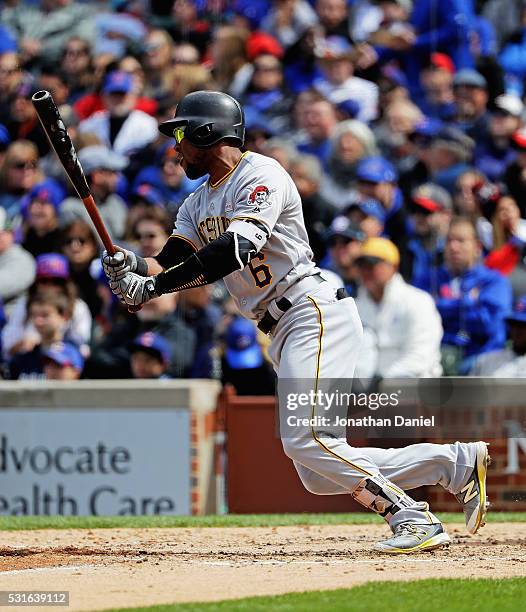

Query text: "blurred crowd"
[1, 0, 526, 388]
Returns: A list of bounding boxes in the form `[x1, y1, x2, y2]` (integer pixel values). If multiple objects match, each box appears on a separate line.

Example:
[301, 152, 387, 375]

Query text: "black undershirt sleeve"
[154, 231, 257, 295]
[154, 235, 198, 270]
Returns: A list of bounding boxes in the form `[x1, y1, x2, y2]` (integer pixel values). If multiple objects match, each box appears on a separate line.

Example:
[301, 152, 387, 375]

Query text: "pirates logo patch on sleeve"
[248, 185, 274, 212]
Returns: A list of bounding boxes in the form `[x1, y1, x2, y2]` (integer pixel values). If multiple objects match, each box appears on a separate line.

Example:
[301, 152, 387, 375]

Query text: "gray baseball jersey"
[168, 149, 481, 540]
[171, 151, 317, 319]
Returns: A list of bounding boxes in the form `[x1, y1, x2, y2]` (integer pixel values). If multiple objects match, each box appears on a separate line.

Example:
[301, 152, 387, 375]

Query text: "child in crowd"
[130, 331, 172, 379]
[42, 341, 84, 380]
[8, 290, 74, 380]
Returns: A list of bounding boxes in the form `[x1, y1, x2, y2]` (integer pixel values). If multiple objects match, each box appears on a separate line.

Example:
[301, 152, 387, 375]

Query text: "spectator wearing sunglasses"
[128, 207, 172, 259]
[0, 140, 42, 218]
[61, 219, 102, 318]
[60, 37, 94, 104]
[142, 30, 176, 101]
[242, 51, 292, 136]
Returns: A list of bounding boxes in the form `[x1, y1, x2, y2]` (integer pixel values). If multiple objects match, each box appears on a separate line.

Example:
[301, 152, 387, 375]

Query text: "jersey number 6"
[248, 252, 272, 288]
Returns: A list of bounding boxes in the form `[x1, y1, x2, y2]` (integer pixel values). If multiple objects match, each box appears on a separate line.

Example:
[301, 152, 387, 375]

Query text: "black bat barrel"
[32, 90, 91, 199]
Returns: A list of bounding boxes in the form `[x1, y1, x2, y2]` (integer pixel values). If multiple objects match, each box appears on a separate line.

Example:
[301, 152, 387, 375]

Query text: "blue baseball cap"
[131, 332, 172, 365]
[132, 183, 165, 207]
[25, 179, 64, 212]
[347, 199, 386, 223]
[36, 253, 70, 280]
[226, 317, 263, 369]
[43, 342, 84, 370]
[506, 296, 526, 325]
[103, 70, 133, 94]
[326, 215, 365, 243]
[453, 69, 487, 89]
[356, 156, 398, 184]
[411, 117, 443, 140]
[335, 99, 360, 119]
[381, 64, 408, 89]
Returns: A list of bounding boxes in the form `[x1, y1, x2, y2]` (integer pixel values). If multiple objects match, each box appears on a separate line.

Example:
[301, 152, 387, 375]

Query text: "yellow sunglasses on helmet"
[173, 127, 185, 144]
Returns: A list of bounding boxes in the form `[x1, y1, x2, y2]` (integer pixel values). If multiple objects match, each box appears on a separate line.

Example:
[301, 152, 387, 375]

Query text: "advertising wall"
[0, 409, 190, 515]
[0, 380, 220, 516]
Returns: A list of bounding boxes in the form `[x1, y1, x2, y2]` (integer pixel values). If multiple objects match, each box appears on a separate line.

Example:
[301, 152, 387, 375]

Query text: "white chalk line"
[0, 564, 97, 576]
[198, 556, 526, 566]
[1, 556, 524, 573]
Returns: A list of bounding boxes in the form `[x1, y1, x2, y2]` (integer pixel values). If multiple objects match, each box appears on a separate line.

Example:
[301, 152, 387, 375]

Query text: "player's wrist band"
[135, 255, 148, 277]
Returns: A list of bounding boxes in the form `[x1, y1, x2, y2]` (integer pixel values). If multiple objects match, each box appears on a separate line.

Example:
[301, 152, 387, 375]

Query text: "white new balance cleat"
[374, 523, 451, 554]
[456, 441, 491, 535]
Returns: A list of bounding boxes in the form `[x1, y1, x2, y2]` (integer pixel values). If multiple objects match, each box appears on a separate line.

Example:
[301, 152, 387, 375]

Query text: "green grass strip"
[106, 578, 526, 612]
[0, 512, 524, 530]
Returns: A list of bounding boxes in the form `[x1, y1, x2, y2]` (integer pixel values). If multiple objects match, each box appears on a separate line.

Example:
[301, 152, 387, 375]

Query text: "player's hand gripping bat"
[31, 90, 116, 256]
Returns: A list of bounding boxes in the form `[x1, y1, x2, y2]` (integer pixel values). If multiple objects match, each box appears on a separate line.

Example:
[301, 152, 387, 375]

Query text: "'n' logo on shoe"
[460, 479, 478, 503]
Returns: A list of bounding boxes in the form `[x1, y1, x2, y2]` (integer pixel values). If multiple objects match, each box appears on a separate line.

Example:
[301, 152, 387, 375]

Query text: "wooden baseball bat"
[31, 90, 116, 255]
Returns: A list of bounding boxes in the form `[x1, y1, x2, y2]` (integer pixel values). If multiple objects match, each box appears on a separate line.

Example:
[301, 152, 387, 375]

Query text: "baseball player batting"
[102, 91, 489, 554]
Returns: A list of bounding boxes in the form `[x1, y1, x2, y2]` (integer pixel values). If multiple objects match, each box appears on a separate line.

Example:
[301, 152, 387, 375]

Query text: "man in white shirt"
[354, 237, 443, 378]
[78, 71, 158, 157]
[470, 296, 526, 377]
[313, 35, 379, 123]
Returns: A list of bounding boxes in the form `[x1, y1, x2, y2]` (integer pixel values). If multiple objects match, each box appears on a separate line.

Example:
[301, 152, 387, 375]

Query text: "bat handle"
[82, 195, 115, 255]
[83, 193, 142, 312]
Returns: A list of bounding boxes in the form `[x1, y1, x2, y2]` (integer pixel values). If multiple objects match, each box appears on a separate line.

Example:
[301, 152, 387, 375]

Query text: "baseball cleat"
[456, 441, 490, 535]
[373, 523, 451, 554]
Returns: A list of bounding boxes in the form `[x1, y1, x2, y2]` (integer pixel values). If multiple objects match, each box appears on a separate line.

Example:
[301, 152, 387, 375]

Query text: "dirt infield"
[0, 523, 525, 611]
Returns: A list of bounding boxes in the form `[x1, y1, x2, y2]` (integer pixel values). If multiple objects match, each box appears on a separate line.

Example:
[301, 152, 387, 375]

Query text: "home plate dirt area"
[0, 524, 524, 611]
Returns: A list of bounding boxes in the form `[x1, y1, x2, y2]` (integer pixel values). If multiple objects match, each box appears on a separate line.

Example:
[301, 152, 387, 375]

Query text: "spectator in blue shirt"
[429, 126, 475, 195]
[370, 0, 473, 100]
[296, 93, 338, 169]
[498, 3, 526, 86]
[355, 156, 410, 257]
[418, 53, 456, 121]
[423, 216, 513, 373]
[0, 25, 17, 55]
[474, 93, 522, 182]
[452, 69, 491, 143]
[283, 26, 325, 95]
[406, 183, 452, 291]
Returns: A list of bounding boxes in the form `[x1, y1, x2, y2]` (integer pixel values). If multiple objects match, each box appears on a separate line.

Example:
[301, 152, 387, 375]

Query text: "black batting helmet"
[158, 90, 245, 148]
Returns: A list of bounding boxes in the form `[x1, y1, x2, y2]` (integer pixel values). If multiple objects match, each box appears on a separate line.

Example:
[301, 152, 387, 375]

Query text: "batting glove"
[102, 249, 138, 283]
[109, 271, 160, 308]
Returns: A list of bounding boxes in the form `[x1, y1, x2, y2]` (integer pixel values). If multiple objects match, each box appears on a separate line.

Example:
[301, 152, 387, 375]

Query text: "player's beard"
[184, 162, 208, 180]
